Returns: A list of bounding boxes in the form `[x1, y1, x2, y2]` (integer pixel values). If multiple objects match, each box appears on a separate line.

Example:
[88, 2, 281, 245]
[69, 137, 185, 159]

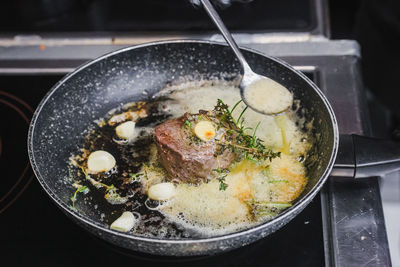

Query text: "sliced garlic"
[194, 121, 216, 142]
[115, 121, 136, 140]
[148, 182, 176, 201]
[87, 150, 116, 173]
[110, 211, 136, 232]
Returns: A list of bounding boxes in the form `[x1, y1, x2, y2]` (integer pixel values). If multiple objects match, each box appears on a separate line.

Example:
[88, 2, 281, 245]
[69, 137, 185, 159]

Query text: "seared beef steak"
[155, 113, 234, 183]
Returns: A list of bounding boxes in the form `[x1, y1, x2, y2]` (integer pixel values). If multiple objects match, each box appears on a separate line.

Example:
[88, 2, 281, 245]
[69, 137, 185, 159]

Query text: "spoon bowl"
[240, 72, 294, 116]
[201, 0, 293, 115]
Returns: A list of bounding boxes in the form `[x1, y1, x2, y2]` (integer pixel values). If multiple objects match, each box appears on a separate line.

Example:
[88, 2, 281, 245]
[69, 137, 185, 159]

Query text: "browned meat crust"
[155, 113, 234, 183]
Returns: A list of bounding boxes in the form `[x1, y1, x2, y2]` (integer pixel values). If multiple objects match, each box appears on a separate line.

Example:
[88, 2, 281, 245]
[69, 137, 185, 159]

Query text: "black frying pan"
[28, 40, 399, 256]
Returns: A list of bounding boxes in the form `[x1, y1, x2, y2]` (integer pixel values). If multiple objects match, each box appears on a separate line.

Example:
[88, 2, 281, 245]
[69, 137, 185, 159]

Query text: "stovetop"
[0, 40, 391, 266]
[0, 72, 325, 266]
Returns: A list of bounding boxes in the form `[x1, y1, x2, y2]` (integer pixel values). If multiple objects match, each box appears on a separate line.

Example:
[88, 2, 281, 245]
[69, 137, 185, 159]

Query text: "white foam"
[139, 81, 311, 236]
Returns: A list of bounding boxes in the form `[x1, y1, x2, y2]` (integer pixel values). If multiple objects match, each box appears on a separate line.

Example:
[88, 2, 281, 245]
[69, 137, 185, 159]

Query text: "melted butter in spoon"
[244, 78, 293, 115]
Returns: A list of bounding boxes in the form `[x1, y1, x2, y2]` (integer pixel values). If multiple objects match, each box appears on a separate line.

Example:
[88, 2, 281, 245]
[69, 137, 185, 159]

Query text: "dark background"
[330, 0, 400, 138]
[0, 0, 314, 32]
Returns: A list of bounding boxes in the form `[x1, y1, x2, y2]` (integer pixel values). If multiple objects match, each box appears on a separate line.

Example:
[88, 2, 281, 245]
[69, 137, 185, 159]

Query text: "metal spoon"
[200, 0, 293, 115]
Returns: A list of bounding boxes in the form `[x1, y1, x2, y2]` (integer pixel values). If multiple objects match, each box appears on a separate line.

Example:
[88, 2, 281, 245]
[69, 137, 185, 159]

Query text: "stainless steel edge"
[0, 40, 360, 62]
[318, 0, 332, 38]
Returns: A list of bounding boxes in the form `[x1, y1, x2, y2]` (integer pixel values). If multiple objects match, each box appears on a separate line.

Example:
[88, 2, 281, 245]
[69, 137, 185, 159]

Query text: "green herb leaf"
[185, 120, 191, 127]
[212, 99, 281, 163]
[69, 205, 77, 212]
[253, 201, 292, 209]
[219, 182, 228, 191]
[251, 121, 261, 147]
[212, 168, 229, 174]
[77, 185, 89, 194]
[230, 100, 243, 114]
[129, 172, 143, 182]
[213, 168, 229, 191]
[70, 184, 89, 209]
[245, 200, 292, 219]
[80, 167, 127, 205]
[236, 106, 248, 127]
[267, 179, 288, 184]
[218, 177, 228, 191]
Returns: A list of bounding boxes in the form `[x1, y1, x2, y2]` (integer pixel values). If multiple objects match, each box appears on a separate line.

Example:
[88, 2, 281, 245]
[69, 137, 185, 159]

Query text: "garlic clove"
[194, 121, 216, 142]
[148, 182, 176, 201]
[87, 150, 116, 173]
[115, 121, 136, 140]
[110, 211, 136, 232]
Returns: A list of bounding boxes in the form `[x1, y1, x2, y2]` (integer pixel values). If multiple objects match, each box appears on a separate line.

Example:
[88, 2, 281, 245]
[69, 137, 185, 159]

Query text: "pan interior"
[30, 42, 336, 240]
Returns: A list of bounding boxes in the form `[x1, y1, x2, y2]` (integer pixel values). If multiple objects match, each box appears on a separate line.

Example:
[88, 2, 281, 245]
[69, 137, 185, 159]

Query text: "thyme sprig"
[213, 99, 281, 162]
[245, 200, 292, 219]
[213, 168, 229, 191]
[80, 167, 128, 205]
[218, 177, 228, 191]
[70, 185, 89, 211]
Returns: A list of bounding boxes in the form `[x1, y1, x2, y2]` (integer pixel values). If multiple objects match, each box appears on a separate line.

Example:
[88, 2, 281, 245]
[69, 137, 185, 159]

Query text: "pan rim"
[27, 39, 339, 245]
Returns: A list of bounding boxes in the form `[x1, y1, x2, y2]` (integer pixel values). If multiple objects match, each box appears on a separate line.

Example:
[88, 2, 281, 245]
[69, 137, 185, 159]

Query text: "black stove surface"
[0, 0, 314, 32]
[0, 74, 325, 266]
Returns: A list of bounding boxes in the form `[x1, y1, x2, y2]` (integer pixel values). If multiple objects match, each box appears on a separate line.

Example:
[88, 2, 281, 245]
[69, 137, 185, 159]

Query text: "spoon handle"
[200, 0, 252, 73]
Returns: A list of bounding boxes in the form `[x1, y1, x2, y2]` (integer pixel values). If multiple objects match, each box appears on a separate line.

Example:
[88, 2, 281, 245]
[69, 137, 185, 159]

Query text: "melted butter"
[266, 154, 307, 203]
[161, 178, 251, 235]
[76, 80, 311, 238]
[140, 83, 311, 235]
[144, 156, 307, 236]
[274, 116, 290, 155]
[244, 78, 293, 115]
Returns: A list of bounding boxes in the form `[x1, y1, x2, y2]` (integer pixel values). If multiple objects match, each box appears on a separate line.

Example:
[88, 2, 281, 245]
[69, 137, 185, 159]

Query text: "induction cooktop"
[0, 74, 324, 266]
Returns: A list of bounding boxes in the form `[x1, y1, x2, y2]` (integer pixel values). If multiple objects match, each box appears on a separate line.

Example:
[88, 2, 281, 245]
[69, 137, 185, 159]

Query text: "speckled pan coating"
[28, 40, 338, 256]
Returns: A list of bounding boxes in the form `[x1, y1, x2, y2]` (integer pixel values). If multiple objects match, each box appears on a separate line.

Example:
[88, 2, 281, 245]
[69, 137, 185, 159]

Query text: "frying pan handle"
[332, 134, 400, 178]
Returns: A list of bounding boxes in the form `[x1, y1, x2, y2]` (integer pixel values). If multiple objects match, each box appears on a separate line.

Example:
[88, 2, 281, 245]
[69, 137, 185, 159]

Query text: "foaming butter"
[140, 82, 310, 236]
[244, 78, 293, 115]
